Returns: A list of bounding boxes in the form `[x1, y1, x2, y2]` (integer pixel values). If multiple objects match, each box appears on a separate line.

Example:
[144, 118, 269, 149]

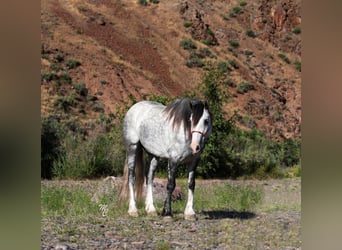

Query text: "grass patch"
[157, 180, 263, 214]
[41, 186, 98, 217]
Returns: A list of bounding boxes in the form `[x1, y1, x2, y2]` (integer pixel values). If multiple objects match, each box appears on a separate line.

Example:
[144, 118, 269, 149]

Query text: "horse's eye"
[204, 119, 209, 125]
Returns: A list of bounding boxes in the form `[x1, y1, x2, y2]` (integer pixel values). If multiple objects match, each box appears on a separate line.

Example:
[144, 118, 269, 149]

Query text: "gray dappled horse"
[118, 98, 212, 220]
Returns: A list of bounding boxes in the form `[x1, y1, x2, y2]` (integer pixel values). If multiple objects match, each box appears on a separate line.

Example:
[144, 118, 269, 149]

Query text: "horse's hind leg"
[127, 143, 139, 217]
[162, 160, 177, 218]
[145, 156, 158, 215]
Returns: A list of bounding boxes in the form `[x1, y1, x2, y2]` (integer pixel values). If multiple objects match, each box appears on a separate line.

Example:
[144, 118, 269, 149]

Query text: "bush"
[239, 1, 247, 6]
[66, 59, 81, 69]
[278, 53, 291, 64]
[54, 95, 77, 112]
[229, 6, 243, 17]
[246, 29, 256, 38]
[237, 82, 255, 94]
[41, 72, 59, 82]
[292, 26, 301, 34]
[53, 127, 125, 179]
[73, 82, 88, 96]
[294, 61, 301, 72]
[41, 116, 62, 179]
[180, 38, 197, 50]
[229, 40, 240, 48]
[58, 72, 72, 85]
[183, 21, 193, 28]
[138, 0, 148, 6]
[217, 61, 232, 74]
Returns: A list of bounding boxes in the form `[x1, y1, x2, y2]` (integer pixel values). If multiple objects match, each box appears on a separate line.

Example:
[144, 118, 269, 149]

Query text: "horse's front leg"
[145, 156, 158, 215]
[162, 160, 177, 218]
[184, 157, 200, 221]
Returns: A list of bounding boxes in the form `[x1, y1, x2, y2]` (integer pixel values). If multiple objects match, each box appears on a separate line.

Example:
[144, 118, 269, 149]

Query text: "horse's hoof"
[147, 211, 158, 217]
[163, 216, 173, 222]
[128, 211, 139, 217]
[184, 214, 197, 221]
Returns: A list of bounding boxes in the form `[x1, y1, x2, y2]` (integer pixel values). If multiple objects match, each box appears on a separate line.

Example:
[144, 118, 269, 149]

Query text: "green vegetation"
[278, 53, 291, 64]
[294, 60, 301, 72]
[246, 29, 256, 38]
[237, 81, 255, 94]
[229, 40, 240, 48]
[229, 6, 244, 17]
[183, 21, 193, 28]
[292, 26, 301, 35]
[138, 0, 148, 6]
[41, 59, 300, 180]
[41, 180, 263, 219]
[66, 59, 81, 69]
[239, 1, 247, 7]
[179, 38, 197, 50]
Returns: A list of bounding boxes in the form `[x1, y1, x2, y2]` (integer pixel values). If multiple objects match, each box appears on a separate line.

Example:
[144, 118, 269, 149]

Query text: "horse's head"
[189, 100, 212, 154]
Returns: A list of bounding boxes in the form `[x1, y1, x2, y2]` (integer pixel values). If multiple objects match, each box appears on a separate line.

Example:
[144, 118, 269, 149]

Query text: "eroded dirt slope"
[41, 0, 301, 140]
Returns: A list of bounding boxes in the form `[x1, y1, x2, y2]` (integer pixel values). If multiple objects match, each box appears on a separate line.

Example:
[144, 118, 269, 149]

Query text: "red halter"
[191, 130, 206, 136]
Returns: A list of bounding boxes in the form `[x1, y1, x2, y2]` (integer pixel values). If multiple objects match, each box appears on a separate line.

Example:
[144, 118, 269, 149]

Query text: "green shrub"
[66, 59, 81, 69]
[229, 60, 239, 69]
[244, 50, 253, 56]
[58, 72, 72, 85]
[138, 0, 148, 6]
[183, 21, 193, 28]
[41, 116, 62, 179]
[180, 38, 197, 50]
[217, 61, 232, 74]
[148, 94, 171, 105]
[237, 82, 255, 94]
[41, 72, 58, 82]
[294, 60, 301, 72]
[292, 26, 301, 34]
[53, 128, 125, 179]
[229, 40, 240, 48]
[185, 52, 205, 68]
[246, 29, 256, 38]
[229, 6, 243, 17]
[54, 53, 64, 62]
[198, 47, 216, 58]
[239, 0, 247, 6]
[54, 95, 77, 112]
[278, 53, 291, 64]
[73, 82, 88, 96]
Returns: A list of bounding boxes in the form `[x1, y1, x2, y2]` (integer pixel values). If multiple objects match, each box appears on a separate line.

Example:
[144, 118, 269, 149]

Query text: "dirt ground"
[41, 178, 301, 249]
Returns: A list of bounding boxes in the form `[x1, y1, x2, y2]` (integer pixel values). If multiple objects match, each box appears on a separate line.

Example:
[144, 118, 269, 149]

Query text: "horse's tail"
[118, 143, 145, 205]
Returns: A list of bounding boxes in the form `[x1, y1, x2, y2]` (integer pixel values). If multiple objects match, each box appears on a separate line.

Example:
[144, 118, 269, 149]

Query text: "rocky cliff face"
[255, 0, 301, 55]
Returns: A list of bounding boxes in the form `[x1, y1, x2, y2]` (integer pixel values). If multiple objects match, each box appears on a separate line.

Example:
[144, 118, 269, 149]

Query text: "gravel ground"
[41, 178, 301, 249]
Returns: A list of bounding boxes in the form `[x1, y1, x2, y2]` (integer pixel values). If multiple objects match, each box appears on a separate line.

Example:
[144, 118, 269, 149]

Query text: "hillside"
[41, 0, 301, 140]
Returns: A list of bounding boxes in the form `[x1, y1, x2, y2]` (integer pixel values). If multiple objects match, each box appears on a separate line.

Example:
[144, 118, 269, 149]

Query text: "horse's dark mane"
[164, 98, 205, 135]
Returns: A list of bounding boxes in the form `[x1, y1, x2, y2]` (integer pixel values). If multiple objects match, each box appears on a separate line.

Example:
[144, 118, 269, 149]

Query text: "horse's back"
[123, 101, 165, 145]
